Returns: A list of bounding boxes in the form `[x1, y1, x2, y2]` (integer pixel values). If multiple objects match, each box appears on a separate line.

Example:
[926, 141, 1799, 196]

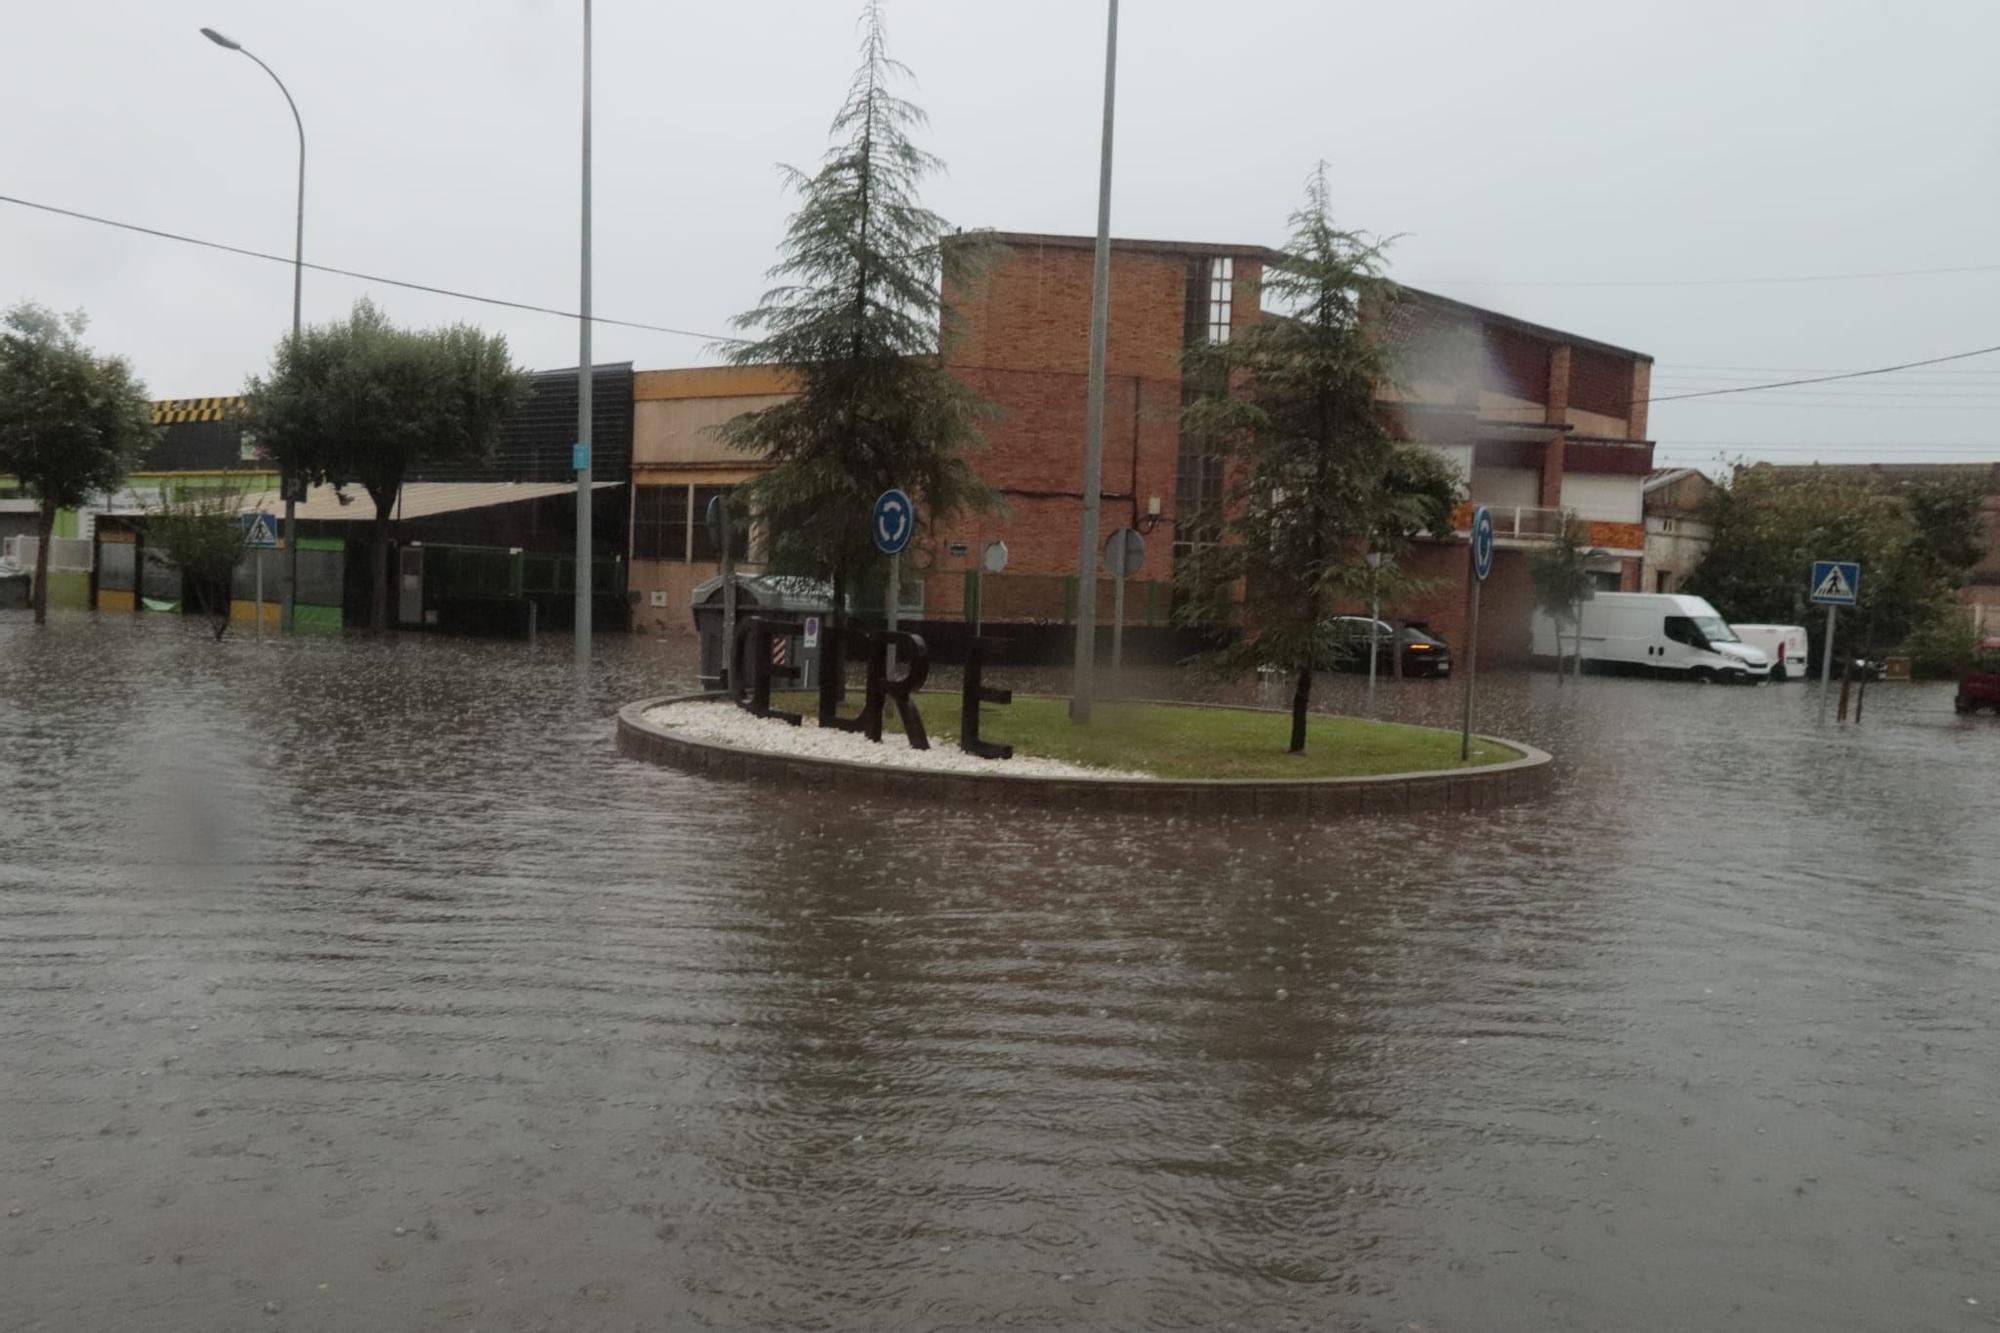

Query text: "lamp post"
[574, 0, 594, 663]
[202, 26, 304, 634]
[1069, 0, 1118, 723]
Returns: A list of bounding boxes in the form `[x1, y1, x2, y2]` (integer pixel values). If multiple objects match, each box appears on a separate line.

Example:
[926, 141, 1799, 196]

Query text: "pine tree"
[1176, 167, 1458, 753]
[718, 1, 995, 620]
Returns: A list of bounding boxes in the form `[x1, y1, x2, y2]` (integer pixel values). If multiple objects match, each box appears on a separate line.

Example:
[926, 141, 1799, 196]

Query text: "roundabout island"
[616, 688, 1552, 820]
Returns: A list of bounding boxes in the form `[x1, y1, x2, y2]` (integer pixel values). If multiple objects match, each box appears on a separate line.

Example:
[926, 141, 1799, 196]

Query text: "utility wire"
[1415, 262, 2000, 289]
[0, 192, 741, 344]
[1643, 345, 2000, 403]
[8, 191, 2000, 412]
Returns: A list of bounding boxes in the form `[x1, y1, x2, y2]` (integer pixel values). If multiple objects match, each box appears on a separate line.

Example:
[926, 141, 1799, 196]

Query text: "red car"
[1954, 638, 2000, 715]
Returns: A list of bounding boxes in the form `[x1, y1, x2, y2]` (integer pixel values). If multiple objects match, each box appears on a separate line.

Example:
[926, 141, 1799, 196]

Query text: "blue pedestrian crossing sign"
[1809, 559, 1860, 606]
[1470, 505, 1495, 581]
[241, 511, 282, 549]
[872, 488, 915, 555]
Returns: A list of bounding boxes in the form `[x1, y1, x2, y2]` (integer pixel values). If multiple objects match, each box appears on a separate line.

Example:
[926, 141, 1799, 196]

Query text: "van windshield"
[1693, 615, 1739, 643]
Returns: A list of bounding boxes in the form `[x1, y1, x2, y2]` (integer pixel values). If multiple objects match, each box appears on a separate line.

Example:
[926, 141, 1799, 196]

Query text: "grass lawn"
[769, 692, 1517, 780]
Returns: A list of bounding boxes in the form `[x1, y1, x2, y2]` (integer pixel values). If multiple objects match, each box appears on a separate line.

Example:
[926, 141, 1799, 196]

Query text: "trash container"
[691, 574, 835, 692]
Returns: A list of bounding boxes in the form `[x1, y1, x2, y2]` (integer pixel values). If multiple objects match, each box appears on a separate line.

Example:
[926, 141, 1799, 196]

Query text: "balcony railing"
[1451, 504, 1565, 541]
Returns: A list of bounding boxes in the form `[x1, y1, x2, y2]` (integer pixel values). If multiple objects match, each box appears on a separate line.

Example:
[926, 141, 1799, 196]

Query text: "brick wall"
[930, 238, 1263, 609]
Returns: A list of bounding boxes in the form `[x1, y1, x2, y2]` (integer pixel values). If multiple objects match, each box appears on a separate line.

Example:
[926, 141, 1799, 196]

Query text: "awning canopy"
[232, 480, 621, 523]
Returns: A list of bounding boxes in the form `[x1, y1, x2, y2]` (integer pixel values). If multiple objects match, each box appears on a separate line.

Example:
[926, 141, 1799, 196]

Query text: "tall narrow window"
[1175, 255, 1235, 581]
[1207, 256, 1233, 343]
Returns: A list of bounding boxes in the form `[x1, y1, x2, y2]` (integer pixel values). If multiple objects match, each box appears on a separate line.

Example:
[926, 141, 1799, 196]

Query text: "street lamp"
[202, 25, 305, 634]
[575, 0, 594, 663]
[1069, 0, 1119, 723]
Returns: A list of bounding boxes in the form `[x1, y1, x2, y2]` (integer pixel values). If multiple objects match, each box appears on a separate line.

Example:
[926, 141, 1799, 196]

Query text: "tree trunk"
[1289, 664, 1311, 754]
[369, 503, 393, 633]
[209, 577, 231, 641]
[31, 504, 53, 625]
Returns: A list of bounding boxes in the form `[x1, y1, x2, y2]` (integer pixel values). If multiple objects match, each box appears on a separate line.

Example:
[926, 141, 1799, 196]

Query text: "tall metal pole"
[573, 0, 594, 662]
[1818, 603, 1837, 724]
[202, 30, 303, 633]
[1069, 0, 1118, 723]
[1460, 553, 1482, 761]
[886, 552, 900, 675]
[1111, 562, 1126, 678]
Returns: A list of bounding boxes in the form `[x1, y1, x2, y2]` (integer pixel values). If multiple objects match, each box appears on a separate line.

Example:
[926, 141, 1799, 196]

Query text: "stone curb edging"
[616, 693, 1553, 819]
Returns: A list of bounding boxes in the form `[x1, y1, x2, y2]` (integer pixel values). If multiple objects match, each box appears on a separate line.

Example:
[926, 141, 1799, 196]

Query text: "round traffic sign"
[1102, 527, 1146, 577]
[872, 488, 915, 555]
[1471, 505, 1495, 581]
[981, 539, 1009, 574]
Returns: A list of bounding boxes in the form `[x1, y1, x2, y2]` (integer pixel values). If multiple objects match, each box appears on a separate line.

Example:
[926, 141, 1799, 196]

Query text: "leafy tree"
[1531, 513, 1596, 680]
[244, 300, 525, 631]
[1687, 464, 1985, 667]
[1904, 602, 1983, 679]
[145, 485, 251, 641]
[1175, 167, 1458, 754]
[0, 303, 154, 624]
[717, 1, 995, 623]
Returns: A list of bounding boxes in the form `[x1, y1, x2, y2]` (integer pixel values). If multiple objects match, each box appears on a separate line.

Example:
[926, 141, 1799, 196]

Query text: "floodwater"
[3, 613, 1997, 1332]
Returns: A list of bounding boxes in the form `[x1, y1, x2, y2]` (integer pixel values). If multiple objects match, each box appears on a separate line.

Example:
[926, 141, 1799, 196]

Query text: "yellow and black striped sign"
[151, 396, 244, 425]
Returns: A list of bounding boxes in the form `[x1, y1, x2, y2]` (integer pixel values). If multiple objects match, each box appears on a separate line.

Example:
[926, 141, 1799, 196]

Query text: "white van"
[1730, 624, 1809, 681]
[1532, 592, 1771, 682]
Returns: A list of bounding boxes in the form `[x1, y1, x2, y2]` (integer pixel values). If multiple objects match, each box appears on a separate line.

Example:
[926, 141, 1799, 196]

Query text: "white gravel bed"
[647, 700, 1155, 780]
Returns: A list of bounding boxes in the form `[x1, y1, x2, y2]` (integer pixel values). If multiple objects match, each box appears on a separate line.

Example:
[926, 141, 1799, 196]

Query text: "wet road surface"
[3, 613, 1997, 1331]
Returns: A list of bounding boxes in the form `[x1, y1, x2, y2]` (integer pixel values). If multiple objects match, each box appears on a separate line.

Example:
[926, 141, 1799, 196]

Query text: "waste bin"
[691, 574, 835, 692]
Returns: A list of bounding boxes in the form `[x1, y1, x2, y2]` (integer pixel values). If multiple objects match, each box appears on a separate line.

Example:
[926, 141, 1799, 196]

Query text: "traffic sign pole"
[887, 552, 900, 675]
[1461, 506, 1494, 761]
[1808, 559, 1860, 724]
[871, 489, 916, 676]
[1460, 566, 1481, 761]
[1111, 564, 1126, 679]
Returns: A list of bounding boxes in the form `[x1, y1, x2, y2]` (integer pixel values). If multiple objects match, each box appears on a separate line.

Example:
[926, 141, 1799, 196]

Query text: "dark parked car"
[1954, 639, 2000, 715]
[1329, 616, 1452, 678]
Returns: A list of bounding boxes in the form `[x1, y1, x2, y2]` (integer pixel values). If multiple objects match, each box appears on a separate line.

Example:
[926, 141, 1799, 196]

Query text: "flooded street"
[4, 613, 1997, 1331]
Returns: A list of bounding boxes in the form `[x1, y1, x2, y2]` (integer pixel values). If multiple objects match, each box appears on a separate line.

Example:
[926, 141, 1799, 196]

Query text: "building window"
[691, 486, 750, 563]
[1176, 256, 1236, 582]
[1207, 256, 1233, 344]
[633, 485, 690, 562]
[1656, 570, 1673, 594]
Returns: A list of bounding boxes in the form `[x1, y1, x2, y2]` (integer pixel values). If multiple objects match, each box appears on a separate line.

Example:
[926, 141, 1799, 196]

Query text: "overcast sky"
[6, 0, 1997, 470]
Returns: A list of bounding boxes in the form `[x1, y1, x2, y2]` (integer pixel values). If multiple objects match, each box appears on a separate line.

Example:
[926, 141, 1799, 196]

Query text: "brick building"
[626, 230, 1657, 662]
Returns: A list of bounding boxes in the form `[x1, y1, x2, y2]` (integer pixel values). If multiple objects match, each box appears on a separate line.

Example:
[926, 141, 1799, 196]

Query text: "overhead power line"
[8, 191, 2000, 418]
[0, 192, 739, 344]
[1643, 345, 2000, 404]
[1416, 262, 2000, 290]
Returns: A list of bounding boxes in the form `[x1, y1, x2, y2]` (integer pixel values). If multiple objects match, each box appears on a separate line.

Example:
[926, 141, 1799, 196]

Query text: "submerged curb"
[616, 693, 1554, 819]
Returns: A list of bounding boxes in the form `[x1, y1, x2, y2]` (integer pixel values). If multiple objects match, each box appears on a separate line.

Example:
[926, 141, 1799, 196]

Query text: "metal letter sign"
[1809, 559, 1861, 607]
[241, 512, 281, 548]
[1471, 505, 1495, 581]
[872, 488, 914, 555]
